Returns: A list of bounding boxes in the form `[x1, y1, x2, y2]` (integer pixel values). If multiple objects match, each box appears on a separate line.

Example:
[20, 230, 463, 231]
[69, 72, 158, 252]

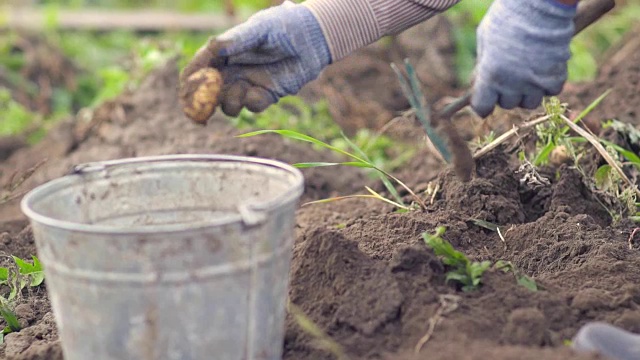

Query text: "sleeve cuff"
[303, 0, 460, 61]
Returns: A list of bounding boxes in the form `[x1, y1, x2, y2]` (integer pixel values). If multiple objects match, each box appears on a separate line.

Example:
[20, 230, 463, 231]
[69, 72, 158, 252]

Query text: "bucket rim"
[20, 154, 304, 234]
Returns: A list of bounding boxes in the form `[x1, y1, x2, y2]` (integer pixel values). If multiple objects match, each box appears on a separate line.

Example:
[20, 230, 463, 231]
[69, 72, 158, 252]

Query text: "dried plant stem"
[0, 158, 48, 205]
[288, 302, 351, 360]
[415, 294, 461, 353]
[560, 115, 640, 198]
[380, 169, 427, 209]
[473, 115, 551, 159]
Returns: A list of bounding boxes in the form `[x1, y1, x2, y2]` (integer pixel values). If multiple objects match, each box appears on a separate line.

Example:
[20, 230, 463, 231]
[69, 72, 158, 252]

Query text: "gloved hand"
[471, 0, 577, 117]
[572, 322, 640, 360]
[181, 0, 331, 117]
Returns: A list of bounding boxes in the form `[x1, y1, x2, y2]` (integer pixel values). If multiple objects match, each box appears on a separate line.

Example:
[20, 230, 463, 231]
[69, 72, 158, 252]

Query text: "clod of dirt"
[7, 341, 62, 360]
[289, 229, 403, 338]
[3, 313, 58, 359]
[613, 310, 640, 333]
[501, 308, 548, 346]
[571, 288, 614, 314]
[548, 166, 613, 227]
[437, 151, 526, 225]
[179, 67, 222, 124]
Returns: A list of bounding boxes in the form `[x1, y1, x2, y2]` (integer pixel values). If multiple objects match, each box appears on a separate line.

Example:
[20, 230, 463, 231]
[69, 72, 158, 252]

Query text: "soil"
[1, 22, 640, 360]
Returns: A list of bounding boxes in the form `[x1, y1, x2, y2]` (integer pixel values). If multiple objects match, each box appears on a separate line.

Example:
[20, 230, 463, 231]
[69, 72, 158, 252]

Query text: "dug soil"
[1, 23, 640, 360]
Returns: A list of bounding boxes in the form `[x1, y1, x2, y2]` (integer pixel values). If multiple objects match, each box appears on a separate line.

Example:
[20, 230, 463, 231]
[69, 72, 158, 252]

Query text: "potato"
[180, 68, 223, 125]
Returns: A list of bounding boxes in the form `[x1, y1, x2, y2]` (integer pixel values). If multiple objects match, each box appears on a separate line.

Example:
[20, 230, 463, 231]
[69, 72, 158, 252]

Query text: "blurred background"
[0, 0, 638, 145]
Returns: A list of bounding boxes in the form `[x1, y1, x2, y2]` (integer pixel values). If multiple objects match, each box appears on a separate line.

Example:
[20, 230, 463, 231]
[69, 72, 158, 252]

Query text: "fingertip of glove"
[245, 87, 278, 113]
[471, 85, 498, 118]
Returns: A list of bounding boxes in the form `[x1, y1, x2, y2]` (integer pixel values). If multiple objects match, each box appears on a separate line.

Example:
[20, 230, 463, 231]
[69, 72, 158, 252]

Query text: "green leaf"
[29, 256, 45, 286]
[494, 260, 513, 272]
[446, 271, 471, 285]
[424, 235, 466, 267]
[0, 307, 21, 332]
[12, 256, 44, 287]
[517, 275, 538, 292]
[533, 141, 556, 166]
[594, 165, 613, 191]
[0, 267, 8, 284]
[471, 219, 499, 232]
[572, 89, 612, 126]
[601, 141, 640, 165]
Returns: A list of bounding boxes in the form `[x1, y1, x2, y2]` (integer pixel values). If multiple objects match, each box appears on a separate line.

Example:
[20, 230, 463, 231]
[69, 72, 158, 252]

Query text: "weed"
[494, 260, 539, 292]
[238, 129, 425, 210]
[0, 255, 45, 344]
[422, 227, 491, 292]
[234, 96, 414, 173]
[0, 306, 20, 345]
[424, 227, 539, 292]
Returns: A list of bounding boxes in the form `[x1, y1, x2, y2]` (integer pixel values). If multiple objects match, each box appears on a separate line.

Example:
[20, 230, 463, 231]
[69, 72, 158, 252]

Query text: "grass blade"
[293, 162, 373, 169]
[364, 186, 411, 210]
[338, 132, 404, 205]
[303, 195, 380, 206]
[237, 130, 368, 164]
[561, 89, 612, 135]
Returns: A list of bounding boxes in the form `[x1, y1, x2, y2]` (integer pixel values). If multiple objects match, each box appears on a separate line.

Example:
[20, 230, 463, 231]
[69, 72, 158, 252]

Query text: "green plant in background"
[423, 227, 491, 292]
[444, 1, 491, 85]
[0, 89, 38, 138]
[0, 255, 45, 344]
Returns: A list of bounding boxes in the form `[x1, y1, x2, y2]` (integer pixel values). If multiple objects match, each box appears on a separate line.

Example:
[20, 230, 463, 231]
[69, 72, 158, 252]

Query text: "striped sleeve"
[302, 0, 461, 62]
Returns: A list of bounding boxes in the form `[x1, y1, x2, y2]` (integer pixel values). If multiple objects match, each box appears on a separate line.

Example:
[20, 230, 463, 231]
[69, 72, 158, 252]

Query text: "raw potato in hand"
[179, 67, 223, 125]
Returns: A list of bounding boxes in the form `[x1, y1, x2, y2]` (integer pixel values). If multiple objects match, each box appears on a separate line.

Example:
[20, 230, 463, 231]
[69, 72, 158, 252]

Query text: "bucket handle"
[67, 154, 287, 175]
[68, 154, 302, 228]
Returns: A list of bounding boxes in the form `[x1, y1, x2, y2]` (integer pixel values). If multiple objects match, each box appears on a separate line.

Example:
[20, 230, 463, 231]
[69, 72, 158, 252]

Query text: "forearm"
[302, 0, 460, 62]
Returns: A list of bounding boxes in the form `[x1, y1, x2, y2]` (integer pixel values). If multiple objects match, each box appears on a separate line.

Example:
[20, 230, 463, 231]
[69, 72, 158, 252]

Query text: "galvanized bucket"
[20, 154, 304, 360]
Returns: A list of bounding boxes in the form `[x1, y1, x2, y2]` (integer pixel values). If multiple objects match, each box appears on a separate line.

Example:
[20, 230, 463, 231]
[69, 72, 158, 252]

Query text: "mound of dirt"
[283, 149, 640, 360]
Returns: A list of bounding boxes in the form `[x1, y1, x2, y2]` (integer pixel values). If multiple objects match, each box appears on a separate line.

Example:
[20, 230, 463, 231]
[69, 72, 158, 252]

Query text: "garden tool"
[396, 0, 616, 182]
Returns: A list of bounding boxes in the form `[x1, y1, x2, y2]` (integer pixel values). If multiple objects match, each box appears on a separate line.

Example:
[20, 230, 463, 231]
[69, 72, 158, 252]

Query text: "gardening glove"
[471, 0, 577, 117]
[182, 0, 331, 117]
[572, 322, 640, 360]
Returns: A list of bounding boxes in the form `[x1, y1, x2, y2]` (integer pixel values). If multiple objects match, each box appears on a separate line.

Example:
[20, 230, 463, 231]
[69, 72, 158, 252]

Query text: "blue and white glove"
[471, 0, 577, 117]
[183, 1, 331, 117]
[572, 322, 640, 360]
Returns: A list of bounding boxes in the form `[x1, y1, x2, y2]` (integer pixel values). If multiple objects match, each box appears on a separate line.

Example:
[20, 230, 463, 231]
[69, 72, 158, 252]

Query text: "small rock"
[14, 303, 34, 325]
[501, 308, 547, 346]
[3, 332, 31, 357]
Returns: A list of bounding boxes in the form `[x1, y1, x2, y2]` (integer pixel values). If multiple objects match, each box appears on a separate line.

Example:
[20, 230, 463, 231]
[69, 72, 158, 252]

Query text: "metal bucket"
[20, 154, 304, 360]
